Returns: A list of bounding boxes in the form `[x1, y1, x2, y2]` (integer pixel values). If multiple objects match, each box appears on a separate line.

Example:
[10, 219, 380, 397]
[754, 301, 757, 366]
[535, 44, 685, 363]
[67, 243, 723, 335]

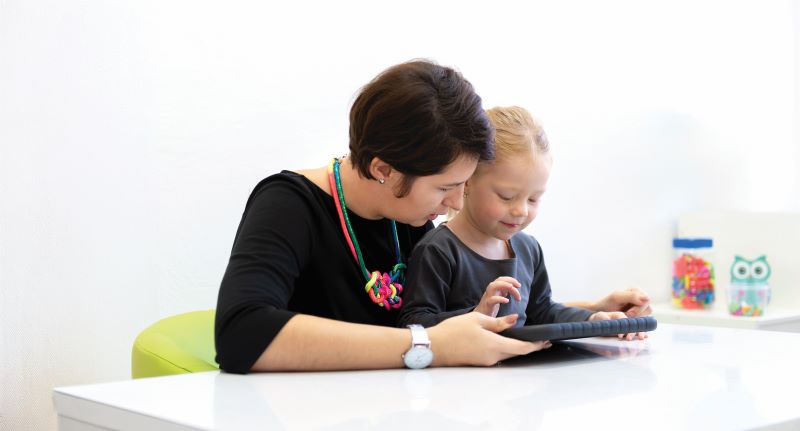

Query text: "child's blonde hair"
[480, 106, 549, 170]
[446, 106, 549, 220]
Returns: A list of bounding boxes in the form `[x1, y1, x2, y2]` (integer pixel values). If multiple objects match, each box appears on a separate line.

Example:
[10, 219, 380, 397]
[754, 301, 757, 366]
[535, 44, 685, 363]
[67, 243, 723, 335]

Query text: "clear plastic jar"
[672, 238, 714, 309]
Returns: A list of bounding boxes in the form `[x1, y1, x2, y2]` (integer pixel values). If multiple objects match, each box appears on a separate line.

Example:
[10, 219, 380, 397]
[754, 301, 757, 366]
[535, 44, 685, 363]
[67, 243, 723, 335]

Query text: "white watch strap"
[407, 324, 430, 347]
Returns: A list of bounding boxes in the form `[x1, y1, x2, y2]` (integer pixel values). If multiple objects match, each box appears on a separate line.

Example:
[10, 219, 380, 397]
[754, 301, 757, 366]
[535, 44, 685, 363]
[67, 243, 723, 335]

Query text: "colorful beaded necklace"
[327, 158, 406, 310]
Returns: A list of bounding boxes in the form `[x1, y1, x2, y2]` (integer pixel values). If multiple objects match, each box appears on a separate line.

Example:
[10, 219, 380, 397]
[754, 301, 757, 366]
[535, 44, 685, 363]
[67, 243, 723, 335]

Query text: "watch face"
[404, 346, 433, 369]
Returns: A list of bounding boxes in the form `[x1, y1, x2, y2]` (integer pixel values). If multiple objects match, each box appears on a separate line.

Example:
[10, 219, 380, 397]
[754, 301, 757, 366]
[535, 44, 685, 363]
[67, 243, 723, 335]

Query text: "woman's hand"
[428, 312, 551, 367]
[474, 276, 522, 317]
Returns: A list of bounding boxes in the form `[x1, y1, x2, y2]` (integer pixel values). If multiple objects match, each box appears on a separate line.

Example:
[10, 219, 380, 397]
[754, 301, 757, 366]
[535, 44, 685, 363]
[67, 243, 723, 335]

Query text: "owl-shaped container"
[729, 256, 771, 316]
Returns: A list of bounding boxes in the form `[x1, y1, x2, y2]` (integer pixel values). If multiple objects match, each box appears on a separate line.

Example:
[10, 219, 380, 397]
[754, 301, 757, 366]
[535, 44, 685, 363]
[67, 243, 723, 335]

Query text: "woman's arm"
[253, 312, 547, 371]
[252, 315, 408, 371]
[215, 178, 316, 373]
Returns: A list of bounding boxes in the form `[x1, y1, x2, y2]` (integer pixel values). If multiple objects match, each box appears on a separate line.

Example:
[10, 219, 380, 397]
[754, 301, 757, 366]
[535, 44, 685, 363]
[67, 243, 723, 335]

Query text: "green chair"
[131, 309, 219, 378]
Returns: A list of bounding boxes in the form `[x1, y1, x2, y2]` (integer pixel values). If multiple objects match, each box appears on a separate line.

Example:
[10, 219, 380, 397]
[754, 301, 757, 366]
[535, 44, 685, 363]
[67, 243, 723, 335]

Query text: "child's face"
[463, 152, 551, 241]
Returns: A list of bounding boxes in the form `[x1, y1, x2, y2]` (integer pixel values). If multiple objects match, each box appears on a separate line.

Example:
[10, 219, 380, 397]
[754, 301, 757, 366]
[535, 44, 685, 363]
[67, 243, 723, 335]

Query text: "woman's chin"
[405, 216, 433, 227]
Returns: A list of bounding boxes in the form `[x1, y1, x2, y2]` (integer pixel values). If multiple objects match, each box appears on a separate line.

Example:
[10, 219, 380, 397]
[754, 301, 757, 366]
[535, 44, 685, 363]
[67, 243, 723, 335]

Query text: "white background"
[1, 1, 799, 429]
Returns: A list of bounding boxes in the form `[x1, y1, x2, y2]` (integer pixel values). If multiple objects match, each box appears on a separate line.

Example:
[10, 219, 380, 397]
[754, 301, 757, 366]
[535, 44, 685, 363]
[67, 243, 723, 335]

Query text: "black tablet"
[501, 316, 657, 342]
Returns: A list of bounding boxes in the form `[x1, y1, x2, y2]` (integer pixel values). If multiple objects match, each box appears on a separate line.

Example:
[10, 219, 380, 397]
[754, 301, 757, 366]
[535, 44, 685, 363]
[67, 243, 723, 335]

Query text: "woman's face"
[385, 155, 478, 226]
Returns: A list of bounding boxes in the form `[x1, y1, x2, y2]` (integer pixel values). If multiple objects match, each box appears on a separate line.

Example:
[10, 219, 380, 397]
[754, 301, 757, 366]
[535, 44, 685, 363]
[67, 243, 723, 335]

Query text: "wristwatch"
[402, 324, 434, 369]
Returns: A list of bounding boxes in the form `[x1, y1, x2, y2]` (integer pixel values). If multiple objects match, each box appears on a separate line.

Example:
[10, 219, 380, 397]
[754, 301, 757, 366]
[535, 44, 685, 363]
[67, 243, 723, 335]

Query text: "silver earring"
[378, 178, 385, 184]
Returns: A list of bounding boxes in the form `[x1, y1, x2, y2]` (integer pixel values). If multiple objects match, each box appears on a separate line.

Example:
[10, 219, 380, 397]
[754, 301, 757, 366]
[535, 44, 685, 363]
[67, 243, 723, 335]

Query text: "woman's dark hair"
[348, 60, 494, 197]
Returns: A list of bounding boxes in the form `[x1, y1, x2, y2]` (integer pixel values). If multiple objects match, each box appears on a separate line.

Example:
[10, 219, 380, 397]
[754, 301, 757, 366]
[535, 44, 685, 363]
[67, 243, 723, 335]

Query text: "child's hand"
[474, 276, 522, 317]
[588, 311, 648, 341]
[593, 287, 652, 317]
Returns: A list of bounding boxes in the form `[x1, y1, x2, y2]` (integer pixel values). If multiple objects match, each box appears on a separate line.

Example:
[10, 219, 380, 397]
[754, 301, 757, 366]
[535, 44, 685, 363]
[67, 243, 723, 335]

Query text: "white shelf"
[653, 302, 800, 332]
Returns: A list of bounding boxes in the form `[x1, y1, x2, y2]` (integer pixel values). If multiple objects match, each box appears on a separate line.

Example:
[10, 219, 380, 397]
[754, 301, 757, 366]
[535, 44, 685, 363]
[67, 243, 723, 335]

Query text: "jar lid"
[673, 238, 713, 248]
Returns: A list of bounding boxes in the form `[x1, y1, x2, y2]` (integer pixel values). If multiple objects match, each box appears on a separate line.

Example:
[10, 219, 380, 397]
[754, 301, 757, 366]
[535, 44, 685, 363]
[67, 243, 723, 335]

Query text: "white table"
[54, 324, 800, 430]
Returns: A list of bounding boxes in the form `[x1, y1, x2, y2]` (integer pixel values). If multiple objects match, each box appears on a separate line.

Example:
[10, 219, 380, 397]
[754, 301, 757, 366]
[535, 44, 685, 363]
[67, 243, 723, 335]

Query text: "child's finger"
[624, 306, 640, 317]
[488, 279, 516, 290]
[500, 286, 522, 301]
[487, 296, 510, 306]
[495, 276, 521, 288]
[481, 313, 518, 333]
[491, 283, 521, 301]
[626, 304, 653, 317]
[620, 331, 650, 341]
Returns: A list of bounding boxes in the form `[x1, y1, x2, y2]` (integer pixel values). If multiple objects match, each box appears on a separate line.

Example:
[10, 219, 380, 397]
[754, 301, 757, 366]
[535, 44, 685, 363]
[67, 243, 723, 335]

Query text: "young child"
[398, 106, 628, 331]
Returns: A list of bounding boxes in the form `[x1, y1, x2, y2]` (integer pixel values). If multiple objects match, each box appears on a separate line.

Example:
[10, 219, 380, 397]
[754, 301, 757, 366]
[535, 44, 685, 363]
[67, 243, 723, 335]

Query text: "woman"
[215, 60, 651, 373]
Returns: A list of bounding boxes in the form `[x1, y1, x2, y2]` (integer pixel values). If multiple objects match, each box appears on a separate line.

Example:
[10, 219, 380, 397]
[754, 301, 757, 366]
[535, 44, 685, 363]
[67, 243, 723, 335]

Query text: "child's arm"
[573, 288, 652, 340]
[524, 277, 594, 324]
[564, 288, 652, 317]
[523, 240, 594, 324]
[397, 243, 472, 328]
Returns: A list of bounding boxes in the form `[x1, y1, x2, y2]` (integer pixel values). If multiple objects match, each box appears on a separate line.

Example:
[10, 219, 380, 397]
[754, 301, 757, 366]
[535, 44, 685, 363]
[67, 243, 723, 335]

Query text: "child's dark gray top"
[397, 225, 594, 328]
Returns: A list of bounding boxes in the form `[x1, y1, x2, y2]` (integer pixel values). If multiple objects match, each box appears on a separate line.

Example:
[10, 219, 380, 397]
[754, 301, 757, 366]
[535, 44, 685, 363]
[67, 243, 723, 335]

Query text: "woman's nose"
[444, 186, 465, 211]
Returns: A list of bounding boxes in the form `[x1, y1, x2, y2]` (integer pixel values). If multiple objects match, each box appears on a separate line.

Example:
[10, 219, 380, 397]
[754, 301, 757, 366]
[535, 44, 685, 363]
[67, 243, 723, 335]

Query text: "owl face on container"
[730, 256, 771, 285]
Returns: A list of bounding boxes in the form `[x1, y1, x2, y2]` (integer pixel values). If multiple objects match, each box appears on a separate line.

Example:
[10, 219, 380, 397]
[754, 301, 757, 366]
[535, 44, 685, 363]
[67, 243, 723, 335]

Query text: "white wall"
[795, 0, 800, 210]
[528, 1, 798, 306]
[1, 1, 798, 429]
